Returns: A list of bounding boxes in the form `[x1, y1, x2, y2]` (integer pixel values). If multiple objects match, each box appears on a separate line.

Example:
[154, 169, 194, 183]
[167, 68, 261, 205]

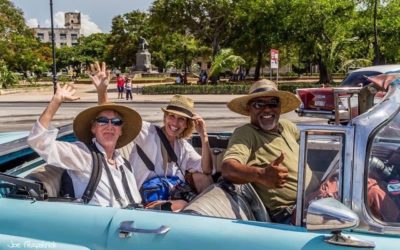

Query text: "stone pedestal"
[135, 50, 151, 72]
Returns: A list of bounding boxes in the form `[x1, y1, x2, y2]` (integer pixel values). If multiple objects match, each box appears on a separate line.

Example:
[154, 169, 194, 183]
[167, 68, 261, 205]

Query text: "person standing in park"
[116, 73, 125, 99]
[125, 76, 133, 101]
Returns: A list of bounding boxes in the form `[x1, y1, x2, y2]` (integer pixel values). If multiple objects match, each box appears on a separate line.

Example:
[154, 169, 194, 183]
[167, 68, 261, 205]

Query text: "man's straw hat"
[73, 103, 142, 149]
[227, 79, 301, 116]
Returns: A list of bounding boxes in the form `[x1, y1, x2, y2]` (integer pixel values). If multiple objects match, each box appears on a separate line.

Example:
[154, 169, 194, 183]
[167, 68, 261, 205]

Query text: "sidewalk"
[0, 83, 241, 104]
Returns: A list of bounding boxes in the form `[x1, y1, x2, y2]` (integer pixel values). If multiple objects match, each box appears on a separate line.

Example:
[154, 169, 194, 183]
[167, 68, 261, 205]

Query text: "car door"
[106, 206, 399, 250]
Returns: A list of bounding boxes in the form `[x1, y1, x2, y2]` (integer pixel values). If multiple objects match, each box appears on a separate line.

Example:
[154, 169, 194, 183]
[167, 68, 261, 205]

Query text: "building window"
[71, 34, 78, 41]
[37, 33, 44, 41]
[60, 42, 67, 47]
[60, 33, 67, 40]
[72, 42, 78, 46]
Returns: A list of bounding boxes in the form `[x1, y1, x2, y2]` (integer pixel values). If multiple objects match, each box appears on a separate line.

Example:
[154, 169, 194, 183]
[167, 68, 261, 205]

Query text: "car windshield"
[341, 71, 382, 87]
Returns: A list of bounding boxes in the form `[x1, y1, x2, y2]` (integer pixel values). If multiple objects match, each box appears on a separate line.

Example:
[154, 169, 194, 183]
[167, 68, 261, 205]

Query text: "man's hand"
[87, 61, 111, 92]
[259, 152, 288, 188]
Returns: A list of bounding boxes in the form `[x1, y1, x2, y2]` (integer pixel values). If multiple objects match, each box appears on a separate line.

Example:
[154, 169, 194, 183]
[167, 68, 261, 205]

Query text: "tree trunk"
[372, 0, 380, 65]
[211, 37, 219, 60]
[254, 50, 263, 80]
[318, 55, 332, 84]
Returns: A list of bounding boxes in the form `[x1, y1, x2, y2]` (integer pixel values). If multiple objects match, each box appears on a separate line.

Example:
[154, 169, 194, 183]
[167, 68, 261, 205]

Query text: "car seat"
[25, 164, 64, 197]
[183, 181, 270, 222]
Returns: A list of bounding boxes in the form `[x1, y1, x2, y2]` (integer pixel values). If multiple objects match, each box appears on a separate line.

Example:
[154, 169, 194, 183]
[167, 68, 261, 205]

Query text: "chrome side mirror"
[306, 198, 375, 248]
[306, 198, 359, 231]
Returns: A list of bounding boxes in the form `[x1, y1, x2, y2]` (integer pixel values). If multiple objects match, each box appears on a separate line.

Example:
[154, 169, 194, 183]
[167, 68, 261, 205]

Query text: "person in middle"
[130, 95, 214, 203]
[89, 62, 213, 210]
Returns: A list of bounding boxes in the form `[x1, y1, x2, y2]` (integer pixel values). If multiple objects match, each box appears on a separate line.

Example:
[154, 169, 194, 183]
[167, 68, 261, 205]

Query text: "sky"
[11, 0, 154, 35]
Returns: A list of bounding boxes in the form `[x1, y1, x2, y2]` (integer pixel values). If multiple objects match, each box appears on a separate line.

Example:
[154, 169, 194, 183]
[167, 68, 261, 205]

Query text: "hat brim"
[73, 103, 142, 149]
[227, 90, 301, 116]
[161, 107, 194, 119]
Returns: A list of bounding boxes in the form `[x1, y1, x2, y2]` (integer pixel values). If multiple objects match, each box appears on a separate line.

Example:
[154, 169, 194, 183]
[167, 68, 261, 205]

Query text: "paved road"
[0, 102, 327, 132]
[0, 83, 328, 132]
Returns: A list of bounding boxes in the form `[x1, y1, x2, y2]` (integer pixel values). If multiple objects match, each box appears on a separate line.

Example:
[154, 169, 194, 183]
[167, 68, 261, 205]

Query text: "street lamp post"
[183, 45, 187, 85]
[50, 0, 57, 94]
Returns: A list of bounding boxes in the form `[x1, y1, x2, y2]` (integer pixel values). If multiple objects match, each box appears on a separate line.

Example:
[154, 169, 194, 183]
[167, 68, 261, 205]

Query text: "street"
[0, 102, 327, 132]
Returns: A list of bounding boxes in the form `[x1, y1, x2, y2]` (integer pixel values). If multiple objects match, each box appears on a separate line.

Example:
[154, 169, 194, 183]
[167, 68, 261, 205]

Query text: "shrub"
[0, 62, 19, 89]
[141, 82, 339, 95]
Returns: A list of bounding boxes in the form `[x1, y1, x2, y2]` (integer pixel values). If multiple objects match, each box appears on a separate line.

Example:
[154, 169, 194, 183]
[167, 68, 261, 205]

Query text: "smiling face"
[247, 96, 281, 132]
[163, 112, 188, 141]
[91, 110, 123, 149]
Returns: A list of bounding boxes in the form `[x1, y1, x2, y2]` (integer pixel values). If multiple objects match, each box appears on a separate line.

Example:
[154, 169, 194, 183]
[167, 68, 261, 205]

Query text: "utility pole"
[50, 0, 57, 93]
[183, 45, 188, 85]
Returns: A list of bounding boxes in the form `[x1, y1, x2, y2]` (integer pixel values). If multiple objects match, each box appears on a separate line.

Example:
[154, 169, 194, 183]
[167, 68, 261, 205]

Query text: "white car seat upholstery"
[183, 182, 271, 222]
[26, 164, 64, 197]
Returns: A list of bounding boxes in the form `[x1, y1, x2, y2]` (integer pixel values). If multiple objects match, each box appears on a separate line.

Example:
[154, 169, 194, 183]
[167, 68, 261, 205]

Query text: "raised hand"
[87, 61, 111, 92]
[40, 82, 80, 129]
[260, 152, 289, 188]
[53, 82, 80, 104]
[192, 113, 207, 137]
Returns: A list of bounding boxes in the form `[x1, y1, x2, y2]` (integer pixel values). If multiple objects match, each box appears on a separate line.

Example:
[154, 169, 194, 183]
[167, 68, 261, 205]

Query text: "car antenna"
[49, 0, 57, 94]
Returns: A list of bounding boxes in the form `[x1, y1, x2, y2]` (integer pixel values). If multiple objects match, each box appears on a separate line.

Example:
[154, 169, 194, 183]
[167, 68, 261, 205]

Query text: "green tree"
[0, 0, 45, 75]
[209, 48, 245, 82]
[229, 0, 290, 80]
[0, 60, 19, 88]
[150, 0, 236, 58]
[287, 0, 357, 83]
[107, 11, 151, 70]
[354, 0, 400, 64]
[77, 33, 109, 70]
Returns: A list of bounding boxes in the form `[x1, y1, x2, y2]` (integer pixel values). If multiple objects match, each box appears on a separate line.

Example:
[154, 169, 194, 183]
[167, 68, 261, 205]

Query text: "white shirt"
[130, 121, 202, 188]
[27, 121, 142, 207]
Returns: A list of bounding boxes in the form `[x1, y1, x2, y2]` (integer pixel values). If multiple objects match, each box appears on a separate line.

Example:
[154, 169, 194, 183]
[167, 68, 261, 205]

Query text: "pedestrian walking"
[125, 77, 133, 100]
[116, 74, 125, 99]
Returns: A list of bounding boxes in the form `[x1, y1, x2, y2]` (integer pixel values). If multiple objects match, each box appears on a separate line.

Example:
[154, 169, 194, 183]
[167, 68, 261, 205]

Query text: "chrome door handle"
[119, 221, 170, 238]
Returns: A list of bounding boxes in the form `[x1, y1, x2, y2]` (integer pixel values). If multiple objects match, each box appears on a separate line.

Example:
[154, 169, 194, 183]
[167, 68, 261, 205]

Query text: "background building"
[33, 12, 81, 48]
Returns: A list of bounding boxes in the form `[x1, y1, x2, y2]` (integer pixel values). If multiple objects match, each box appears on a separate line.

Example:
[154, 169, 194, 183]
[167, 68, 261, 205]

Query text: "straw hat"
[227, 79, 301, 116]
[161, 95, 194, 119]
[73, 103, 142, 149]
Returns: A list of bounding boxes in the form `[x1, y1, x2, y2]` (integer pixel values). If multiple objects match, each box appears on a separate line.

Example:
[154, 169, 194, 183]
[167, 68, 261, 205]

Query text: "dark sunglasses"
[250, 99, 280, 110]
[95, 117, 124, 126]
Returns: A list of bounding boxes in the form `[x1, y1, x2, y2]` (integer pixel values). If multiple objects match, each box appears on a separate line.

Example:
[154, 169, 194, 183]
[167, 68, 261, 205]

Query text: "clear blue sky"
[11, 0, 154, 33]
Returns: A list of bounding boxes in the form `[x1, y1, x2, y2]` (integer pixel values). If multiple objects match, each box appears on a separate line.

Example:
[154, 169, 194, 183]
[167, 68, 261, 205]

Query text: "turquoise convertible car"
[1, 84, 400, 249]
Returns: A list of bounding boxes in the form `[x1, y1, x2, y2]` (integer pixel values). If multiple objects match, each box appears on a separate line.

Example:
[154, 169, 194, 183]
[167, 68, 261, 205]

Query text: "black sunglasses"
[95, 117, 124, 126]
[250, 99, 280, 110]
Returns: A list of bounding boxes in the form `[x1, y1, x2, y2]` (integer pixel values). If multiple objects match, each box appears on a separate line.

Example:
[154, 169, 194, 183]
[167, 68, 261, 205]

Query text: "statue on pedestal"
[135, 36, 151, 72]
[139, 36, 149, 51]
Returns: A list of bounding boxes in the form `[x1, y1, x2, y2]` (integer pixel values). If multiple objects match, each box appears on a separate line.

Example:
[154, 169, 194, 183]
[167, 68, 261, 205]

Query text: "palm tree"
[209, 49, 245, 84]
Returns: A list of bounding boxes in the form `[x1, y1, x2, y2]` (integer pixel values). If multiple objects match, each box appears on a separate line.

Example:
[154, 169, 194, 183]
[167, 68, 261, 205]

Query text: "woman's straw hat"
[161, 95, 194, 119]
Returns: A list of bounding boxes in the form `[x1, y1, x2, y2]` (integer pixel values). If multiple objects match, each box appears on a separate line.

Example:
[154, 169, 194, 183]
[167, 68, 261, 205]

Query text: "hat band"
[250, 87, 276, 94]
[165, 105, 193, 117]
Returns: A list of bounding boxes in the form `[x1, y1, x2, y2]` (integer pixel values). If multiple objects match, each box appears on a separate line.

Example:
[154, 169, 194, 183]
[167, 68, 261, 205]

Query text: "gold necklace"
[107, 158, 115, 165]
